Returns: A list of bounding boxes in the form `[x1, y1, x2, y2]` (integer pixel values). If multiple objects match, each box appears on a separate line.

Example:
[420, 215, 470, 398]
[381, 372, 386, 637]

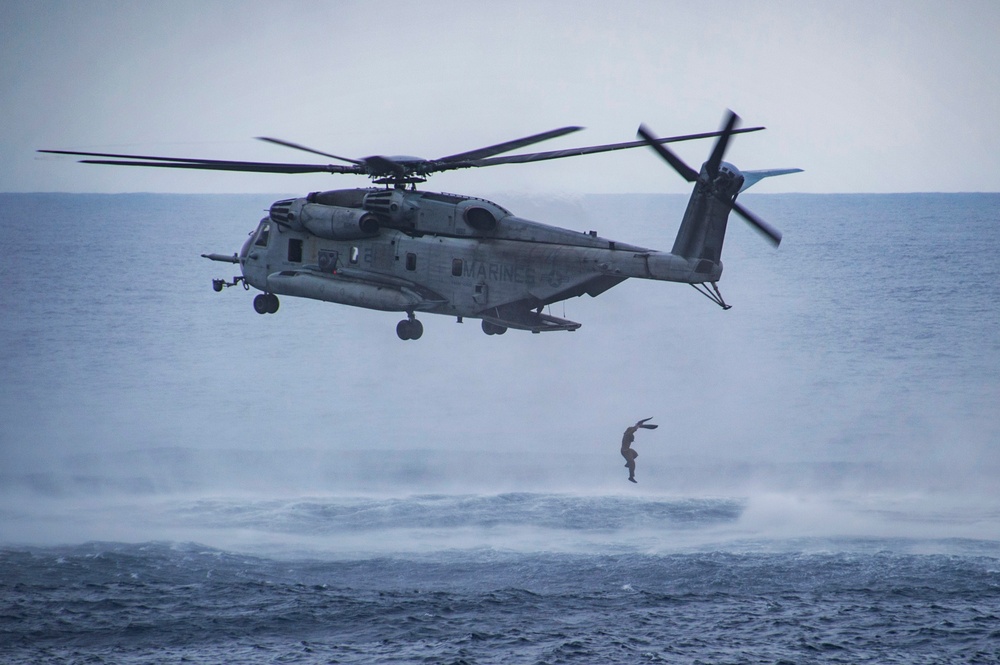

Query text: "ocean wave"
[172, 493, 746, 534]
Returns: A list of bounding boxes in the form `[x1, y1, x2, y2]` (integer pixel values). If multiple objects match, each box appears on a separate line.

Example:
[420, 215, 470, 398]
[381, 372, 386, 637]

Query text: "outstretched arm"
[634, 417, 658, 430]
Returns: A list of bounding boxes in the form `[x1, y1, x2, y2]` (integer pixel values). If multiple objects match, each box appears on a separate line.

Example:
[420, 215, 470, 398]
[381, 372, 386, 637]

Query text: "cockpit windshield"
[254, 221, 271, 247]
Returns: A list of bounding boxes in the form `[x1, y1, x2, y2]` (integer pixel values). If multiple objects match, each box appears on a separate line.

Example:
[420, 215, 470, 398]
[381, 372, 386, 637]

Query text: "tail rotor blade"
[637, 124, 699, 182]
[705, 110, 739, 179]
[727, 197, 782, 247]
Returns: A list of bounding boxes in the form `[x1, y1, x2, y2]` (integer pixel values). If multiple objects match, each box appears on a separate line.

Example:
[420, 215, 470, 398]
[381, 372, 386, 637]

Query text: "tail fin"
[671, 170, 741, 264]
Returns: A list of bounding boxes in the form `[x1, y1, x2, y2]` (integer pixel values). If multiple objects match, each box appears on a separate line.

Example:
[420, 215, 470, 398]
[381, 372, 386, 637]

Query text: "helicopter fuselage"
[222, 187, 723, 336]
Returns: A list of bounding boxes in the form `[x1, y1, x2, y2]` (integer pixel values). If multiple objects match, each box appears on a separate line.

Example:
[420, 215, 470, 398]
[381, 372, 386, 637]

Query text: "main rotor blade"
[39, 149, 255, 163]
[726, 196, 782, 247]
[438, 126, 584, 163]
[255, 137, 364, 165]
[452, 127, 764, 170]
[40, 122, 768, 180]
[636, 124, 699, 182]
[76, 159, 358, 174]
[39, 150, 359, 174]
[705, 110, 740, 179]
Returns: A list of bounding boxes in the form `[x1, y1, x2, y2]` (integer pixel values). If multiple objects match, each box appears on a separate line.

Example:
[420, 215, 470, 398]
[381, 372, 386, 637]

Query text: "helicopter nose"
[239, 233, 254, 260]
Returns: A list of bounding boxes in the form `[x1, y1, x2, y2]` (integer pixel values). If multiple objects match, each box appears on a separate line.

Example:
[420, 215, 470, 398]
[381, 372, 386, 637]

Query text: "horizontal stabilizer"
[739, 168, 803, 192]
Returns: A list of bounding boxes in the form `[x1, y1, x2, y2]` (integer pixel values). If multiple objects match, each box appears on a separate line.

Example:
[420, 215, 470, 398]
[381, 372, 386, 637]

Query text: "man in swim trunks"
[621, 417, 657, 483]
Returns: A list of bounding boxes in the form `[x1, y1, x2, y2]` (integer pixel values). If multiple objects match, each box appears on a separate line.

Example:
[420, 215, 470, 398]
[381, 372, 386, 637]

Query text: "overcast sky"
[3, 0, 998, 194]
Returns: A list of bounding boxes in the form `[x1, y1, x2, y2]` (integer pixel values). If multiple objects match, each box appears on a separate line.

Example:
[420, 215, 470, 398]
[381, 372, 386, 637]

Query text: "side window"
[405, 252, 417, 271]
[254, 222, 271, 247]
[287, 238, 303, 263]
[452, 258, 463, 277]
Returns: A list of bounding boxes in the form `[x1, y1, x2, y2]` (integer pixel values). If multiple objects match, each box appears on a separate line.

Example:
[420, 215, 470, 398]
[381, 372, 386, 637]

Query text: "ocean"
[1, 191, 999, 663]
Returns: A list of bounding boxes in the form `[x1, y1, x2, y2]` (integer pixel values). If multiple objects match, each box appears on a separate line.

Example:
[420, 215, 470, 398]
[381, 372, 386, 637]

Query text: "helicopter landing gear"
[396, 312, 423, 340]
[481, 320, 507, 336]
[690, 282, 732, 310]
[253, 293, 280, 314]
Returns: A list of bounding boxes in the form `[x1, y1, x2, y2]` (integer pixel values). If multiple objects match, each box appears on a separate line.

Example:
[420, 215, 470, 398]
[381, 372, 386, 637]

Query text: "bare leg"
[626, 450, 638, 482]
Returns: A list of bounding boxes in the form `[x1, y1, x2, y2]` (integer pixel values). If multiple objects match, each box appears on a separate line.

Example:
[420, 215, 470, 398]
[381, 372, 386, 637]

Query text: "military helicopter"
[41, 111, 800, 340]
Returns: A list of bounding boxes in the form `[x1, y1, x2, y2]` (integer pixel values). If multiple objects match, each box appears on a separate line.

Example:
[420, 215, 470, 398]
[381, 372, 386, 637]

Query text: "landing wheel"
[396, 318, 424, 341]
[254, 293, 280, 314]
[481, 320, 508, 336]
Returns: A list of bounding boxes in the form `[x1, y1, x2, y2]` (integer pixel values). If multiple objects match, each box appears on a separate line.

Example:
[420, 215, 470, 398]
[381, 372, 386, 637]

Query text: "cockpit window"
[254, 222, 271, 247]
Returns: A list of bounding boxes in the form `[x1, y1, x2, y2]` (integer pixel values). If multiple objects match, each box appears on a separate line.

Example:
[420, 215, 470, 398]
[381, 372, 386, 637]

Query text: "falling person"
[621, 417, 658, 483]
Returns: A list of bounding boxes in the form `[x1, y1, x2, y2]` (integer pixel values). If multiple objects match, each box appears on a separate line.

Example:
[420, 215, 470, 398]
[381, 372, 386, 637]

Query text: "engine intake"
[363, 189, 417, 226]
[463, 206, 498, 232]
